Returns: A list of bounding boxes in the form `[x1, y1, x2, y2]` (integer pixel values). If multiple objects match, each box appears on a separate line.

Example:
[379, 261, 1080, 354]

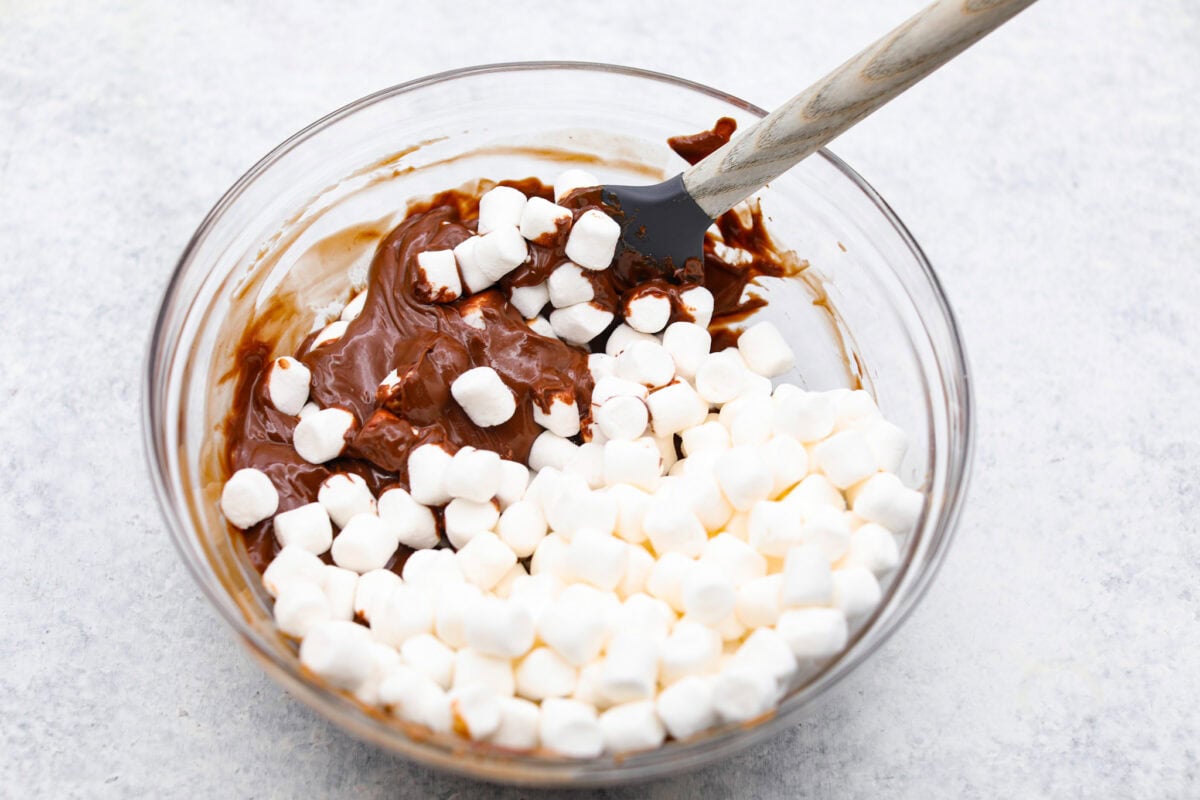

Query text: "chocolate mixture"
[222, 119, 794, 572]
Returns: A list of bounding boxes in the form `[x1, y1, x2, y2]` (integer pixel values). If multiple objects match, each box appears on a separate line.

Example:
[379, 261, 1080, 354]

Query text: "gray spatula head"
[601, 174, 713, 271]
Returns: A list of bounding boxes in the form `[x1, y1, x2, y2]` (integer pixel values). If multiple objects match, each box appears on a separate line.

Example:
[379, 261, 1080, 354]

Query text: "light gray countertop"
[2, 0, 1197, 796]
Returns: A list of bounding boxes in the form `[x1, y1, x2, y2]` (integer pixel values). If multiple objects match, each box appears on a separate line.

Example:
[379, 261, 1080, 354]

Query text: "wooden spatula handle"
[683, 0, 1037, 218]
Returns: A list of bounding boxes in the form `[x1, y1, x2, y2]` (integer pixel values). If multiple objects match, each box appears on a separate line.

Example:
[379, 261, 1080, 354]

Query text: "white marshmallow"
[544, 481, 618, 539]
[611, 592, 674, 643]
[371, 584, 434, 646]
[681, 563, 736, 625]
[272, 502, 332, 554]
[565, 529, 629, 591]
[340, 290, 367, 322]
[267, 357, 311, 415]
[401, 548, 464, 589]
[547, 261, 594, 307]
[605, 323, 658, 357]
[623, 289, 672, 334]
[299, 620, 375, 689]
[680, 421, 730, 456]
[852, 473, 924, 535]
[533, 393, 581, 438]
[453, 236, 492, 294]
[407, 443, 453, 505]
[659, 620, 721, 684]
[617, 544, 655, 599]
[529, 532, 570, 578]
[602, 438, 661, 491]
[477, 185, 528, 234]
[434, 582, 484, 648]
[273, 581, 331, 638]
[654, 434, 680, 475]
[497, 500, 548, 558]
[528, 431, 579, 473]
[310, 320, 348, 349]
[712, 665, 778, 723]
[519, 196, 572, 243]
[379, 666, 452, 732]
[735, 574, 784, 628]
[655, 675, 716, 740]
[539, 698, 604, 758]
[451, 366, 517, 428]
[646, 381, 708, 436]
[293, 407, 355, 464]
[616, 341, 676, 389]
[843, 523, 900, 574]
[723, 394, 775, 448]
[594, 394, 649, 442]
[597, 633, 659, 704]
[352, 568, 402, 622]
[415, 249, 462, 302]
[661, 321, 712, 379]
[608, 483, 650, 544]
[564, 209, 620, 270]
[747, 500, 804, 557]
[763, 434, 809, 498]
[490, 697, 541, 750]
[776, 607, 848, 659]
[735, 372, 775, 403]
[453, 648, 515, 697]
[813, 429, 879, 489]
[220, 468, 279, 529]
[695, 349, 747, 405]
[494, 459, 529, 509]
[320, 565, 358, 620]
[737, 320, 794, 377]
[508, 281, 549, 318]
[645, 551, 694, 611]
[537, 584, 610, 666]
[565, 441, 606, 489]
[599, 700, 666, 754]
[772, 385, 836, 442]
[331, 513, 398, 573]
[508, 573, 564, 625]
[377, 487, 438, 550]
[831, 566, 883, 618]
[785, 473, 847, 516]
[592, 376, 650, 407]
[298, 402, 320, 420]
[859, 417, 909, 474]
[588, 352, 617, 381]
[780, 545, 834, 607]
[833, 389, 882, 427]
[492, 561, 528, 598]
[444, 446, 503, 503]
[801, 505, 853, 561]
[553, 168, 599, 202]
[734, 627, 798, 690]
[354, 641, 403, 707]
[549, 302, 614, 345]
[465, 596, 536, 658]
[476, 225, 529, 282]
[515, 646, 578, 701]
[456, 531, 517, 590]
[714, 446, 774, 513]
[642, 501, 706, 558]
[318, 472, 375, 528]
[701, 533, 767, 586]
[678, 286, 714, 329]
[448, 684, 502, 741]
[399, 633, 455, 689]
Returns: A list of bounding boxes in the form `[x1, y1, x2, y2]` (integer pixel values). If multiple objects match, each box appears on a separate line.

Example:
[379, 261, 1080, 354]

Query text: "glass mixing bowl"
[144, 62, 972, 787]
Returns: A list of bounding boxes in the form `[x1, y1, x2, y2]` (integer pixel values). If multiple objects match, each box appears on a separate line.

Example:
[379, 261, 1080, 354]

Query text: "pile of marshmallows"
[219, 173, 925, 758]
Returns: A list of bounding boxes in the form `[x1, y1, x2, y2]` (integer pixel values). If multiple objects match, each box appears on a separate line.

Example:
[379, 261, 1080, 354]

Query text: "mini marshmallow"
[611, 592, 674, 643]
[599, 700, 666, 754]
[371, 584, 434, 647]
[597, 633, 659, 704]
[833, 389, 882, 427]
[695, 349, 747, 405]
[519, 196, 572, 243]
[497, 500, 548, 558]
[780, 545, 834, 607]
[608, 483, 650, 544]
[802, 505, 853, 561]
[465, 596, 536, 658]
[734, 629, 795, 692]
[398, 634, 455, 690]
[508, 281, 549, 318]
[680, 421, 730, 457]
[860, 417, 909, 474]
[293, 407, 355, 464]
[654, 434, 679, 475]
[477, 185, 528, 234]
[723, 394, 775, 447]
[449, 684, 502, 741]
[594, 394, 649, 441]
[681, 563, 737, 626]
[272, 502, 333, 554]
[602, 438, 661, 491]
[492, 561, 528, 598]
[507, 572, 565, 626]
[476, 225, 529, 282]
[678, 286, 714, 329]
[490, 697, 541, 750]
[549, 302, 614, 345]
[533, 393, 581, 438]
[618, 544, 655, 598]
[415, 249, 462, 302]
[656, 675, 716, 740]
[494, 460, 529, 509]
[528, 316, 556, 339]
[661, 321, 712, 379]
[813, 429, 879, 489]
[588, 352, 617, 381]
[537, 584, 610, 666]
[564, 209, 620, 270]
[701, 533, 767, 586]
[318, 472, 375, 528]
[776, 607, 848, 659]
[451, 367, 516, 428]
[712, 665, 778, 723]
[221, 468, 279, 529]
[553, 168, 599, 202]
[453, 236, 492, 294]
[763, 434, 809, 498]
[623, 288, 672, 334]
[852, 472, 924, 535]
[515, 647, 578, 701]
[340, 291, 367, 322]
[377, 487, 438, 550]
[831, 566, 882, 618]
[735, 574, 784, 628]
[772, 385, 836, 442]
[843, 523, 900, 574]
[434, 582, 484, 648]
[530, 532, 570, 578]
[645, 551, 694, 611]
[547, 261, 594, 307]
[310, 320, 349, 349]
[320, 565, 358, 620]
[642, 501, 707, 558]
[456, 531, 517, 589]
[299, 620, 375, 689]
[444, 446, 503, 503]
[379, 666, 452, 733]
[453, 648, 515, 698]
[737, 320, 794, 377]
[353, 568, 402, 622]
[735, 371, 774, 402]
[539, 698, 604, 759]
[592, 376, 650, 407]
[356, 642, 403, 706]
[615, 346, 674, 395]
[565, 441, 606, 489]
[713, 447, 774, 514]
[748, 500, 804, 557]
[298, 402, 320, 420]
[785, 473, 846, 517]
[605, 323, 659, 357]
[401, 548, 464, 589]
[646, 381, 708, 436]
[571, 662, 607, 711]
[330, 513, 398, 573]
[565, 529, 629, 591]
[544, 480, 618, 538]
[273, 581, 331, 638]
[267, 356, 311, 415]
[660, 620, 722, 684]
[528, 431, 580, 473]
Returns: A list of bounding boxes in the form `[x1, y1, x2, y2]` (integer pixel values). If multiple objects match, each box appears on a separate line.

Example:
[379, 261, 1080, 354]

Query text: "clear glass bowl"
[144, 62, 972, 787]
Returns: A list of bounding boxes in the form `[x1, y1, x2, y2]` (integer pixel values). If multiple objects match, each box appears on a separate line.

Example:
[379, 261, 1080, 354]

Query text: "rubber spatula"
[602, 0, 1037, 267]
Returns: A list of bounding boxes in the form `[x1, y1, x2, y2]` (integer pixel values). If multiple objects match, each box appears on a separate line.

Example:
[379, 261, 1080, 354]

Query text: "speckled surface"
[2, 0, 1197, 796]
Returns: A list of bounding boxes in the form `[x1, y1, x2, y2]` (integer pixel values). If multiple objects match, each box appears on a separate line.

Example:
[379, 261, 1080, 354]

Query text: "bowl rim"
[143, 60, 974, 785]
